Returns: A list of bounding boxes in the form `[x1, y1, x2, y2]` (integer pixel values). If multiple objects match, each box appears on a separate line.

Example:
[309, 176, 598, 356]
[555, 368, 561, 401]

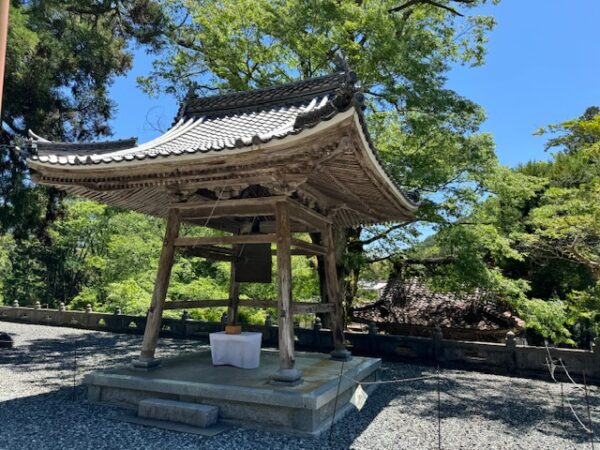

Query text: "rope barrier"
[544, 342, 595, 438]
[564, 394, 594, 434]
[341, 374, 438, 385]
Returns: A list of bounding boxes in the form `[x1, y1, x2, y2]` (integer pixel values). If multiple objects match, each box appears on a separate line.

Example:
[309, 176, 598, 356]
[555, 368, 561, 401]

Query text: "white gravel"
[0, 321, 597, 450]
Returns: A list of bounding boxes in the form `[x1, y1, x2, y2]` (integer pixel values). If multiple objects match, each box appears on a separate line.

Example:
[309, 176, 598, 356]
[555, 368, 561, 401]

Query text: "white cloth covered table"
[208, 332, 262, 369]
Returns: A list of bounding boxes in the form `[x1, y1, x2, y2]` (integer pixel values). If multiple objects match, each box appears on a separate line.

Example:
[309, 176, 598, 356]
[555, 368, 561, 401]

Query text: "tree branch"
[388, 0, 477, 17]
[359, 223, 410, 246]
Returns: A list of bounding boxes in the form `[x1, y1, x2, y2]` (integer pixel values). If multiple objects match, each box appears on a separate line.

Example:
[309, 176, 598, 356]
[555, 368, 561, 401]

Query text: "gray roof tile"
[29, 72, 359, 166]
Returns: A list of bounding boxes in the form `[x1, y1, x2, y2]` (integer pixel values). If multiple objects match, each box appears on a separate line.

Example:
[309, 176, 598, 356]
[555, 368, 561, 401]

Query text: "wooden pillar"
[227, 248, 240, 326]
[133, 209, 181, 368]
[323, 223, 352, 361]
[272, 201, 302, 383]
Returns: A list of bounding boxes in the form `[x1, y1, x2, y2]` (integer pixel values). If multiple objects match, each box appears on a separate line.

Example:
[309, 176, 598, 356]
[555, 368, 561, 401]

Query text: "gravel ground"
[0, 322, 597, 450]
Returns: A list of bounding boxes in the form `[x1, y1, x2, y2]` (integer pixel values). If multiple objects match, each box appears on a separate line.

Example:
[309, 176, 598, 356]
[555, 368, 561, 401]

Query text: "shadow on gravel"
[0, 332, 203, 388]
[0, 329, 398, 450]
[1, 326, 597, 449]
[386, 369, 599, 446]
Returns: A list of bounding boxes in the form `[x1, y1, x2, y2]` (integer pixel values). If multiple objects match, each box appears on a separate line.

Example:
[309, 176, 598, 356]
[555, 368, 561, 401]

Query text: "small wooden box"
[225, 325, 242, 335]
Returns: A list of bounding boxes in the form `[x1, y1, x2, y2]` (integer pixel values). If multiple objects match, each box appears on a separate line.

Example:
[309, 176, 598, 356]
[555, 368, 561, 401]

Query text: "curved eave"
[351, 110, 418, 216]
[28, 108, 417, 221]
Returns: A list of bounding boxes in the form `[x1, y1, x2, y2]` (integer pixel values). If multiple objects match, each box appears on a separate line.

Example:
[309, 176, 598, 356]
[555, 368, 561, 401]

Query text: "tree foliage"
[138, 0, 501, 308]
[1, 0, 165, 239]
[4, 1, 599, 348]
[409, 108, 600, 346]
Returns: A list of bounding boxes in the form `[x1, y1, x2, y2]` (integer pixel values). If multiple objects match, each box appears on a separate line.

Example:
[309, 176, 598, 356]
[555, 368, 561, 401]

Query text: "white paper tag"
[349, 384, 368, 411]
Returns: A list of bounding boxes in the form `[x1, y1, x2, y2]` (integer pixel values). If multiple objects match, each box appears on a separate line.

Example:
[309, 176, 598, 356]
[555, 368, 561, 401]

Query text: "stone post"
[57, 302, 66, 326]
[432, 326, 444, 362]
[313, 317, 322, 350]
[505, 331, 517, 374]
[31, 301, 42, 322]
[592, 337, 600, 378]
[220, 312, 228, 330]
[105, 308, 122, 332]
[181, 311, 190, 338]
[85, 304, 92, 313]
[264, 314, 274, 345]
[368, 322, 378, 354]
[12, 300, 18, 308]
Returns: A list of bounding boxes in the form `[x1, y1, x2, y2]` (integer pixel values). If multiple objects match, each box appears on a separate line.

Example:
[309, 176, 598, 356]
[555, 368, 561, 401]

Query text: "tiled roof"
[34, 138, 138, 155]
[352, 278, 525, 331]
[28, 71, 361, 167]
[181, 71, 357, 118]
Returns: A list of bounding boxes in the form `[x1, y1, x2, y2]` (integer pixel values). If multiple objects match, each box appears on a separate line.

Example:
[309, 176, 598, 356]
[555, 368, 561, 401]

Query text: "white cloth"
[209, 331, 262, 369]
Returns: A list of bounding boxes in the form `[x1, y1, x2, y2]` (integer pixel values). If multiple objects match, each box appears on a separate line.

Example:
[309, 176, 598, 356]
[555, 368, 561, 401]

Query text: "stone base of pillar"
[330, 348, 352, 362]
[271, 368, 303, 386]
[132, 357, 161, 369]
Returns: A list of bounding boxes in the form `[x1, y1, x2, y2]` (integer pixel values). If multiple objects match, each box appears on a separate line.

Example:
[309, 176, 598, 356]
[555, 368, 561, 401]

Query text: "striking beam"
[286, 199, 330, 231]
[179, 245, 237, 262]
[291, 238, 326, 256]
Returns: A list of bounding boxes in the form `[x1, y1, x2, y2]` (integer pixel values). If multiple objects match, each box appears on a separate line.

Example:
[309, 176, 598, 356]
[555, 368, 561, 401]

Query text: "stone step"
[138, 398, 218, 428]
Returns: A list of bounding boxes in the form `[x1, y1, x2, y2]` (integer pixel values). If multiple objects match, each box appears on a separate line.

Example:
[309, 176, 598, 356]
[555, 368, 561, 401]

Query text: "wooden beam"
[227, 246, 241, 326]
[323, 222, 351, 360]
[291, 238, 326, 256]
[178, 196, 286, 219]
[136, 209, 181, 365]
[271, 249, 319, 257]
[163, 299, 277, 310]
[286, 198, 331, 232]
[163, 299, 328, 313]
[293, 303, 335, 314]
[174, 234, 276, 247]
[274, 201, 300, 381]
[179, 245, 237, 261]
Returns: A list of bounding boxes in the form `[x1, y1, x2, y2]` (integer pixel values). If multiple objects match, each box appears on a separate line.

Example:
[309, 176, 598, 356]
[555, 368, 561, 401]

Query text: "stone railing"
[1, 302, 599, 383]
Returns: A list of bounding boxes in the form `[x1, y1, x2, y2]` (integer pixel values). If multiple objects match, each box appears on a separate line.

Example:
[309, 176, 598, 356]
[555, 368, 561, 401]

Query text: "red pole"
[0, 0, 9, 119]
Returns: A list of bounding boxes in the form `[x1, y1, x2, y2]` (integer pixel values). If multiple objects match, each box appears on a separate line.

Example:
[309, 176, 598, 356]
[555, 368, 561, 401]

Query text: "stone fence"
[1, 301, 599, 383]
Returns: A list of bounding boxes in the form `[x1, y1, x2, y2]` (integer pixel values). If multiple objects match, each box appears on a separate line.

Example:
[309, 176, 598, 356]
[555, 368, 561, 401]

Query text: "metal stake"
[583, 372, 595, 450]
[437, 366, 442, 450]
[72, 339, 78, 402]
[328, 359, 346, 442]
[561, 382, 565, 421]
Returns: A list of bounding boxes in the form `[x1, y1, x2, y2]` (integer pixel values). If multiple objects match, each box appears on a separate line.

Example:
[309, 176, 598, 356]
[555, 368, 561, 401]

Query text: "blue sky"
[109, 0, 600, 168]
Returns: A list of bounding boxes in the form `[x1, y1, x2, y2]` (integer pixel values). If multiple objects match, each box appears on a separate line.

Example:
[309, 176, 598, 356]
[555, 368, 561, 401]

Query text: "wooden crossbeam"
[293, 303, 335, 314]
[164, 299, 275, 310]
[270, 249, 320, 257]
[174, 234, 276, 247]
[286, 199, 330, 231]
[290, 238, 326, 256]
[163, 299, 334, 314]
[179, 245, 237, 262]
[177, 196, 285, 219]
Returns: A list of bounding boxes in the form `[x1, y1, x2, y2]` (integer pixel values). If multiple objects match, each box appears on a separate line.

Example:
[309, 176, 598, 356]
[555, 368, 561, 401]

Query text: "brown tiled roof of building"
[353, 278, 525, 331]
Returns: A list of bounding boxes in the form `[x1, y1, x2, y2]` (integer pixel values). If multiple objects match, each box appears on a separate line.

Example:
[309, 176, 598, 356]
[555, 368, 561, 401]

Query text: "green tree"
[0, 1, 166, 305]
[408, 108, 600, 346]
[139, 0, 501, 309]
[1, 0, 165, 238]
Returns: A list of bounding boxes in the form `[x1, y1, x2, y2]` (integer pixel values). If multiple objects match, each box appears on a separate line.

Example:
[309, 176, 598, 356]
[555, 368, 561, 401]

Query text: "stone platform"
[85, 349, 380, 436]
